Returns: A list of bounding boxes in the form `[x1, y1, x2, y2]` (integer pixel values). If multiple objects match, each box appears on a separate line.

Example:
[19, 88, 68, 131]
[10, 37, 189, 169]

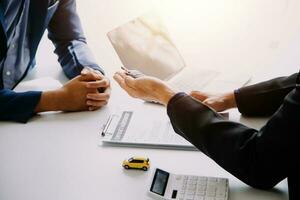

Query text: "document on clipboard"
[100, 110, 197, 151]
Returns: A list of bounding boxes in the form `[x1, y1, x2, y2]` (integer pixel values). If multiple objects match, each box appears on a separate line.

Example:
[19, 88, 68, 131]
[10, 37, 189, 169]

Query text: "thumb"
[190, 91, 209, 101]
[81, 68, 90, 75]
[79, 72, 101, 82]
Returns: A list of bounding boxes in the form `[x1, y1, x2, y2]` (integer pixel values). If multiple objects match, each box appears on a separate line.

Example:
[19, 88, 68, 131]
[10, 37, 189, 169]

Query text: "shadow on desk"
[229, 186, 288, 200]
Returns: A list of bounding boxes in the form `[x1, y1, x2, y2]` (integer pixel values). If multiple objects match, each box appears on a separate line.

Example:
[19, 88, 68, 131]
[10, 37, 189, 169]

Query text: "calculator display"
[150, 169, 170, 196]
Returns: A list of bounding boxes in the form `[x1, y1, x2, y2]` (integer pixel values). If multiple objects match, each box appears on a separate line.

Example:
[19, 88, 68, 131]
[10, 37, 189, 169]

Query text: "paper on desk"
[101, 105, 198, 150]
[14, 77, 62, 92]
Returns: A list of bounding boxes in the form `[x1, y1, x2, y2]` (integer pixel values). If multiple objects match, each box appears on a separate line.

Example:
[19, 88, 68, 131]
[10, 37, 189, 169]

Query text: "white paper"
[101, 107, 197, 150]
[107, 12, 185, 80]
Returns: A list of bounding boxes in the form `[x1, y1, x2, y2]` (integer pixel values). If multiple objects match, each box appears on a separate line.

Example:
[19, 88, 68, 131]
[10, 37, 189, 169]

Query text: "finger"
[115, 71, 129, 79]
[86, 100, 108, 107]
[103, 85, 112, 96]
[202, 99, 220, 111]
[124, 76, 136, 88]
[80, 70, 103, 81]
[113, 73, 126, 88]
[80, 73, 102, 81]
[87, 93, 110, 101]
[88, 106, 101, 111]
[113, 74, 138, 97]
[190, 91, 209, 101]
[81, 68, 90, 75]
[86, 79, 110, 89]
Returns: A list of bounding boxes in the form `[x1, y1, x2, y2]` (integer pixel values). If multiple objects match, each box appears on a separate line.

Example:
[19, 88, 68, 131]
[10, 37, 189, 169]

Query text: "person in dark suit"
[114, 70, 300, 200]
[0, 0, 111, 123]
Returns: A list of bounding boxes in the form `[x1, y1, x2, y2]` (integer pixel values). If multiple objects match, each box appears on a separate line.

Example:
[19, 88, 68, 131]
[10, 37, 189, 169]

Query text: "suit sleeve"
[47, 0, 105, 79]
[0, 89, 42, 123]
[167, 89, 300, 190]
[234, 73, 297, 116]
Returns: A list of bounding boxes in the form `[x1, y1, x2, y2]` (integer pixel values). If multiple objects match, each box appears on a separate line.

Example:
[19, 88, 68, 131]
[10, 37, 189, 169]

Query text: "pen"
[121, 66, 129, 72]
[121, 66, 145, 79]
[121, 67, 159, 104]
[101, 115, 113, 136]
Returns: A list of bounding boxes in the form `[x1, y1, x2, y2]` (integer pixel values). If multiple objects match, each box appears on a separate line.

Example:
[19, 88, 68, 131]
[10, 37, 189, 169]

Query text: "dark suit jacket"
[0, 0, 103, 123]
[167, 72, 300, 200]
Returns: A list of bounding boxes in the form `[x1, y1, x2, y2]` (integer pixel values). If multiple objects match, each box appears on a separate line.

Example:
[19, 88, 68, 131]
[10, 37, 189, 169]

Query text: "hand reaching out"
[113, 70, 175, 106]
[190, 91, 237, 112]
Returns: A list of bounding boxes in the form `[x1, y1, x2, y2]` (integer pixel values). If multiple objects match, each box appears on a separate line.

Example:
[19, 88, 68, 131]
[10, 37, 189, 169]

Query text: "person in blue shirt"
[0, 0, 111, 123]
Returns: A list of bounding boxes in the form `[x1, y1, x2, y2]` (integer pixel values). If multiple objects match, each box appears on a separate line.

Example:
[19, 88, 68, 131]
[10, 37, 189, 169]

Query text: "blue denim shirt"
[0, 0, 31, 89]
[0, 0, 104, 123]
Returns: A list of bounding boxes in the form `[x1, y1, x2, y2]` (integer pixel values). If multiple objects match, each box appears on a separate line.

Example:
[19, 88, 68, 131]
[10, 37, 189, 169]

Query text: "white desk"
[1, 0, 299, 199]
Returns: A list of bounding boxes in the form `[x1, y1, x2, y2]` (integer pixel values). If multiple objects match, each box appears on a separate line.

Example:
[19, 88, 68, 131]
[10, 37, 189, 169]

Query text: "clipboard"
[100, 110, 198, 151]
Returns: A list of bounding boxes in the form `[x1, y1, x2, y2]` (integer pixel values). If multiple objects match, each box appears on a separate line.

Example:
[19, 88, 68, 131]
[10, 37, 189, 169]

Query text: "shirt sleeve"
[234, 73, 297, 116]
[0, 89, 42, 123]
[47, 0, 105, 79]
[167, 90, 300, 190]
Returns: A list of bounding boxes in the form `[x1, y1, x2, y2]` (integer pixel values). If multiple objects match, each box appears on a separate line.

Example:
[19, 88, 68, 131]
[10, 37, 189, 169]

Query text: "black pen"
[101, 115, 113, 136]
[121, 66, 145, 79]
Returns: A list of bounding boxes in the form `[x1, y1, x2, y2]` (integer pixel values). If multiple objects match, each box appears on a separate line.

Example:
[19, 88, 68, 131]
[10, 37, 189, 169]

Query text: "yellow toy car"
[122, 157, 150, 171]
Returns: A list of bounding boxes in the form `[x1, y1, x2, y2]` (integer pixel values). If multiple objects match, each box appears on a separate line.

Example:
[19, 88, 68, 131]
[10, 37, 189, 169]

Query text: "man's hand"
[81, 67, 111, 111]
[190, 91, 237, 112]
[35, 74, 96, 112]
[35, 69, 111, 113]
[113, 70, 175, 106]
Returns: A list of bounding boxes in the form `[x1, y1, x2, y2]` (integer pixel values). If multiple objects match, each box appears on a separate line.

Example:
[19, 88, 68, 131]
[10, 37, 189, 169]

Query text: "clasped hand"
[60, 67, 111, 111]
[35, 67, 111, 113]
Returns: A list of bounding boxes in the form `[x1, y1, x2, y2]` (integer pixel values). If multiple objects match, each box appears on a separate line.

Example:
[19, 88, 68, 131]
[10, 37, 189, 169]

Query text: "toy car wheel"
[142, 166, 148, 171]
[124, 165, 129, 169]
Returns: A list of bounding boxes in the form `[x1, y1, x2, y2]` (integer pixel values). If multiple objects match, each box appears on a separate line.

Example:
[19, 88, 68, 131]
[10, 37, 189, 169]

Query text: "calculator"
[148, 168, 229, 200]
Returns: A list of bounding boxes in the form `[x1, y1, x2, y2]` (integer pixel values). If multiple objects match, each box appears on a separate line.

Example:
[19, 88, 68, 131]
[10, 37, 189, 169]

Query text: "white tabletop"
[1, 0, 299, 199]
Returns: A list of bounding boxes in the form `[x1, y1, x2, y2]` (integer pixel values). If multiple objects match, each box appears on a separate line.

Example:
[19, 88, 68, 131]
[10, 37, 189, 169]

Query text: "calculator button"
[204, 197, 216, 200]
[218, 178, 227, 184]
[196, 190, 206, 196]
[188, 179, 197, 184]
[207, 185, 216, 190]
[187, 190, 196, 195]
[197, 184, 206, 189]
[184, 194, 195, 200]
[190, 176, 198, 180]
[216, 189, 226, 198]
[206, 188, 216, 197]
[216, 194, 226, 198]
[198, 177, 207, 181]
[187, 184, 197, 190]
[198, 180, 207, 186]
[208, 177, 217, 182]
[207, 181, 217, 187]
[194, 197, 205, 200]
